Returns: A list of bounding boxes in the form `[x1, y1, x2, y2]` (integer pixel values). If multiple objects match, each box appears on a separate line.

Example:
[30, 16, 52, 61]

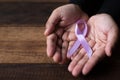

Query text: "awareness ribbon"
[67, 19, 92, 58]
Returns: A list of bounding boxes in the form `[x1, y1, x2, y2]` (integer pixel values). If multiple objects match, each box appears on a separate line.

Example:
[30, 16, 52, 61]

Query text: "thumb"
[105, 26, 119, 57]
[44, 9, 61, 36]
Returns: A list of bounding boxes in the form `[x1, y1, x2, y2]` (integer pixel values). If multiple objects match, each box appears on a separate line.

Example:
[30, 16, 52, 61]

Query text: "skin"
[44, 4, 119, 77]
[44, 4, 88, 64]
[67, 14, 119, 76]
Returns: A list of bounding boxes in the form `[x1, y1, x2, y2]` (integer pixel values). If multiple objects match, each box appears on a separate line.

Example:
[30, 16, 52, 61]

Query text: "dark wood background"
[0, 0, 120, 80]
[0, 2, 66, 63]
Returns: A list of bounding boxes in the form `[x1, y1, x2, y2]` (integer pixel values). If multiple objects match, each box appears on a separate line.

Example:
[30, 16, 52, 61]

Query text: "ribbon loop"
[67, 19, 92, 58]
[75, 20, 87, 37]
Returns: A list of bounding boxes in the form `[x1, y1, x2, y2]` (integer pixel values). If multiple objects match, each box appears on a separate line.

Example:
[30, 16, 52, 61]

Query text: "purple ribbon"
[67, 19, 92, 58]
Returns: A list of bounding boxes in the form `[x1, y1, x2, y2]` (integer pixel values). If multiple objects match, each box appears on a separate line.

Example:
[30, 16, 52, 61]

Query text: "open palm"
[68, 14, 119, 76]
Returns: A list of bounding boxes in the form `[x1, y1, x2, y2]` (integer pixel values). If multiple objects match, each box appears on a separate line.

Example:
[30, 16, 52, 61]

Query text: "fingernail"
[44, 29, 48, 36]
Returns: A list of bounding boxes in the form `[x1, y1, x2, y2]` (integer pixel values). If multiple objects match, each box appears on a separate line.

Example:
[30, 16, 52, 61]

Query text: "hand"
[44, 4, 88, 64]
[68, 14, 119, 76]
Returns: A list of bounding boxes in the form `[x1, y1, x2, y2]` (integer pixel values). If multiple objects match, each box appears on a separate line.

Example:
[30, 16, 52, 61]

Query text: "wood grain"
[0, 64, 80, 80]
[0, 26, 54, 63]
[0, 62, 119, 80]
[0, 2, 67, 63]
[0, 2, 66, 25]
[0, 2, 120, 80]
[0, 0, 68, 2]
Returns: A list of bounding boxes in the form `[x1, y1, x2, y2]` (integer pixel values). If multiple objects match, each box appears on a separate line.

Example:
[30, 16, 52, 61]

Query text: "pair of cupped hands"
[44, 4, 118, 77]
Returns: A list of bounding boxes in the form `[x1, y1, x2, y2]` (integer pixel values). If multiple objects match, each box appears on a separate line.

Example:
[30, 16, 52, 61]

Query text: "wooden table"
[0, 2, 120, 80]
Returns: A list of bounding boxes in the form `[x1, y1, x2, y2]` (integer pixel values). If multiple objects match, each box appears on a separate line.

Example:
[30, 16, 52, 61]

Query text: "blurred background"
[0, 0, 119, 80]
[0, 0, 68, 25]
[0, 0, 68, 63]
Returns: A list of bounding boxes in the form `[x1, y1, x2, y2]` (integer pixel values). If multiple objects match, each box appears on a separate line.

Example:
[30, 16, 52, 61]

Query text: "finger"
[68, 48, 85, 72]
[44, 9, 61, 36]
[62, 31, 77, 41]
[57, 39, 63, 49]
[66, 25, 77, 41]
[60, 41, 69, 64]
[53, 36, 62, 63]
[62, 31, 69, 41]
[68, 32, 77, 41]
[55, 28, 64, 38]
[53, 47, 62, 63]
[46, 34, 57, 57]
[82, 48, 105, 75]
[105, 26, 119, 56]
[72, 54, 88, 77]
[69, 39, 95, 76]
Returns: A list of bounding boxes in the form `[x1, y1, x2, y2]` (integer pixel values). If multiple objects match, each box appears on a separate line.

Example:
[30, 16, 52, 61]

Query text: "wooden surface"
[0, 2, 65, 25]
[0, 0, 68, 2]
[0, 2, 120, 80]
[0, 2, 67, 63]
[0, 26, 53, 63]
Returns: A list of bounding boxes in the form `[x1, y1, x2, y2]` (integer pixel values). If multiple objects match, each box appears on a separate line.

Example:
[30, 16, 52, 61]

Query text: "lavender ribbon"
[67, 19, 92, 58]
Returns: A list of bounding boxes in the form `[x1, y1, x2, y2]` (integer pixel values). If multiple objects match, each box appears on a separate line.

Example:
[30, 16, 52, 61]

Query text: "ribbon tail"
[67, 39, 81, 57]
[78, 35, 92, 58]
